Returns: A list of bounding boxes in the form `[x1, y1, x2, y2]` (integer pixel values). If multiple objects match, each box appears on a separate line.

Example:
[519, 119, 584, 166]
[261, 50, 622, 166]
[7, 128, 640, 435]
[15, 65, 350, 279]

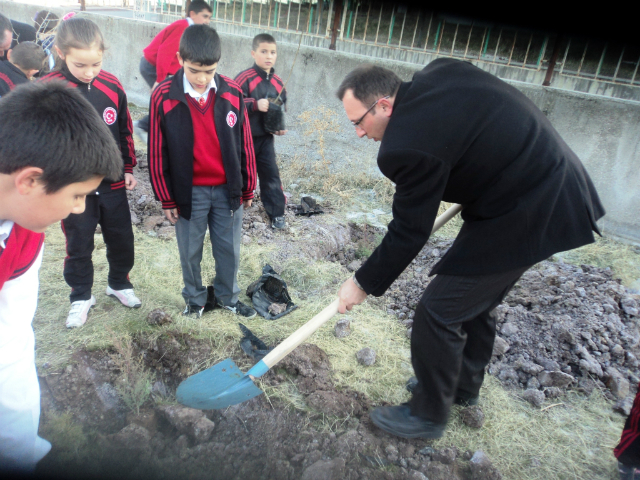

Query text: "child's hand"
[125, 173, 137, 190]
[243, 199, 253, 209]
[164, 208, 179, 224]
[273, 130, 287, 136]
[257, 99, 269, 112]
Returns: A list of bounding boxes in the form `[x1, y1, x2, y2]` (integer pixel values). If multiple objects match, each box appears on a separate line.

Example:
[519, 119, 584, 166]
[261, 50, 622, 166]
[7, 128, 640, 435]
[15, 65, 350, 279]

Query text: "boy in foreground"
[134, 0, 212, 142]
[0, 81, 122, 472]
[234, 33, 288, 229]
[148, 25, 257, 318]
[0, 42, 45, 97]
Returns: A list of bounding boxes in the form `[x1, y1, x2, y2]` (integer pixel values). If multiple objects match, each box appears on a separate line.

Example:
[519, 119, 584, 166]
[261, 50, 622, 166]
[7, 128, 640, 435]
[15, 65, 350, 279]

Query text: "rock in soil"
[356, 347, 376, 366]
[460, 406, 485, 429]
[334, 317, 351, 338]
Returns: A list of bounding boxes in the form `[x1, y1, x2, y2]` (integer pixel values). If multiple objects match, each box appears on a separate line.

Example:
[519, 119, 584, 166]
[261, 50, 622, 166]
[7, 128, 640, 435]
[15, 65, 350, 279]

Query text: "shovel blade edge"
[176, 358, 264, 410]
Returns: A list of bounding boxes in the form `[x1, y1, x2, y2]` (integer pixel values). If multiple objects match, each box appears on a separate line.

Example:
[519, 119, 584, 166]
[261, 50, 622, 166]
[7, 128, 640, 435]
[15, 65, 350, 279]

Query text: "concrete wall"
[2, 2, 639, 243]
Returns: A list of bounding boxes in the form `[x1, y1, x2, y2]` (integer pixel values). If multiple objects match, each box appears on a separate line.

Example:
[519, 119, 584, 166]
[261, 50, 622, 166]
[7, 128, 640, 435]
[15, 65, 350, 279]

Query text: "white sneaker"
[106, 286, 142, 308]
[66, 296, 96, 328]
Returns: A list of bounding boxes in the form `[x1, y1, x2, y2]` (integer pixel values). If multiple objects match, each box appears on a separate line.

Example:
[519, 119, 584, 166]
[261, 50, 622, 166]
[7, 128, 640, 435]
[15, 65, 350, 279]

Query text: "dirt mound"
[38, 336, 500, 480]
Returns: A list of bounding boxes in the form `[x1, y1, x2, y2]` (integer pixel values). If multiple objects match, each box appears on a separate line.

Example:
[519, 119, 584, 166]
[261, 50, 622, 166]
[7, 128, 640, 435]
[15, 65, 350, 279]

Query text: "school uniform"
[42, 67, 137, 303]
[0, 60, 29, 97]
[148, 69, 256, 308]
[0, 220, 51, 472]
[234, 64, 287, 220]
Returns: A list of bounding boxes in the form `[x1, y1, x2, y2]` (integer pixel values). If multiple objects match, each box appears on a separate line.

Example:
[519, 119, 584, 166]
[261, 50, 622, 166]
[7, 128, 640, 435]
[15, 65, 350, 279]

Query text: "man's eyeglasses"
[352, 95, 390, 127]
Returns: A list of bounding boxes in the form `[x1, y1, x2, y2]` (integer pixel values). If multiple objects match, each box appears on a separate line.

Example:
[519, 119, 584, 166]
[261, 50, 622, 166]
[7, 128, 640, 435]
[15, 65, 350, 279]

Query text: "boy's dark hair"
[187, 0, 213, 16]
[336, 64, 402, 106]
[179, 25, 220, 65]
[0, 80, 122, 192]
[252, 33, 276, 51]
[10, 42, 46, 71]
[34, 10, 59, 33]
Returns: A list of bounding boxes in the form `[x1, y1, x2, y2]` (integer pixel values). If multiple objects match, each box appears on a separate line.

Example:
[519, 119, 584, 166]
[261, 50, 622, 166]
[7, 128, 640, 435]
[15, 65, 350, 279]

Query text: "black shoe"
[217, 300, 256, 318]
[271, 216, 286, 229]
[369, 404, 446, 439]
[183, 304, 204, 318]
[405, 377, 479, 406]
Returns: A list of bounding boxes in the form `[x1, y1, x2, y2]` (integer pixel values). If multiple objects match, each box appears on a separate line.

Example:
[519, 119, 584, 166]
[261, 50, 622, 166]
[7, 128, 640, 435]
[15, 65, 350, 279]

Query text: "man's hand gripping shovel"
[176, 204, 463, 410]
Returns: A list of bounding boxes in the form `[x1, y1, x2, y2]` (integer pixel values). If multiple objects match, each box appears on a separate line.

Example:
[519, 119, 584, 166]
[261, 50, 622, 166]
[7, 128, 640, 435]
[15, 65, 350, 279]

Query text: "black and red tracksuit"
[234, 64, 287, 220]
[41, 67, 137, 302]
[148, 69, 256, 220]
[615, 384, 640, 468]
[0, 60, 29, 97]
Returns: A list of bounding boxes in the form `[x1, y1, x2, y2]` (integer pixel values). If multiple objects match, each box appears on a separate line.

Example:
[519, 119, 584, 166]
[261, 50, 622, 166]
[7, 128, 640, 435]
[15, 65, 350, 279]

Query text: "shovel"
[176, 203, 463, 410]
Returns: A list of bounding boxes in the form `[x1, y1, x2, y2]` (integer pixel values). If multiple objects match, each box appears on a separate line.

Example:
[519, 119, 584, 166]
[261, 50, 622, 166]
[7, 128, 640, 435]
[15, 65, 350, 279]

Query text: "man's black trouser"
[61, 189, 134, 303]
[137, 57, 157, 133]
[409, 265, 531, 424]
[253, 134, 285, 220]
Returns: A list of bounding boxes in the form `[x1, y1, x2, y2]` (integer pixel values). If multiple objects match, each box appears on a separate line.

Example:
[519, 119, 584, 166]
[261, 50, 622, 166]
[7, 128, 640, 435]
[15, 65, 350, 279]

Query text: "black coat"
[355, 59, 605, 296]
[0, 60, 28, 97]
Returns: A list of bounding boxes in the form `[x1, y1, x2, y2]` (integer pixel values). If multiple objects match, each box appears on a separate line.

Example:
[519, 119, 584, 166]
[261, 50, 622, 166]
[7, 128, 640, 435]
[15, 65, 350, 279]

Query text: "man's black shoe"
[405, 376, 479, 406]
[369, 404, 445, 439]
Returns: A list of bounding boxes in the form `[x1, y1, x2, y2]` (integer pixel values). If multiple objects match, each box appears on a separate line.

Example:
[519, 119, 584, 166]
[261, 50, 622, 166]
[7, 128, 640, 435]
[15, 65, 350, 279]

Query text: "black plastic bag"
[264, 99, 285, 133]
[246, 264, 297, 320]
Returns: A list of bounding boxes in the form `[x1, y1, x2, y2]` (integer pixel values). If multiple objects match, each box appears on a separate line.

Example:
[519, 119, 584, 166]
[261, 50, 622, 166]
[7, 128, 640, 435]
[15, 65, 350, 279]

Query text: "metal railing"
[89, 0, 640, 89]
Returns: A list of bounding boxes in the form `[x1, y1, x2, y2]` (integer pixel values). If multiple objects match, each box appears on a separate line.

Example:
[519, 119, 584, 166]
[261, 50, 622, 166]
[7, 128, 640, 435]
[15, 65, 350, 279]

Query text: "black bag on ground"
[246, 264, 297, 320]
[264, 99, 285, 133]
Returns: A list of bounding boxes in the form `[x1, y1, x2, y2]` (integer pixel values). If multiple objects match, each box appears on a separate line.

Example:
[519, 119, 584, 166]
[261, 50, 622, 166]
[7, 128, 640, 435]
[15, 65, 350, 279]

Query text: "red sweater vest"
[187, 94, 227, 186]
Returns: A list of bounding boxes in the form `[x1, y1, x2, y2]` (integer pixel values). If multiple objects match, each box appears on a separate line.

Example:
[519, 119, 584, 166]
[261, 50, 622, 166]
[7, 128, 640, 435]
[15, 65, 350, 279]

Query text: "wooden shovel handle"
[259, 202, 463, 371]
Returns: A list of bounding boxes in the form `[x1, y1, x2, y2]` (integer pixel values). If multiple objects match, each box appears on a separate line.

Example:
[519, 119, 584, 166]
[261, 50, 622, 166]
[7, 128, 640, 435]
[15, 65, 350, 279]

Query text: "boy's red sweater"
[143, 19, 189, 83]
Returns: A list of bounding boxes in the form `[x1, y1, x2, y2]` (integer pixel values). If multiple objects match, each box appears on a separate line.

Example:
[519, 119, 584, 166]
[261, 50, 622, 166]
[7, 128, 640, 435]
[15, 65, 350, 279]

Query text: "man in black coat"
[336, 59, 605, 439]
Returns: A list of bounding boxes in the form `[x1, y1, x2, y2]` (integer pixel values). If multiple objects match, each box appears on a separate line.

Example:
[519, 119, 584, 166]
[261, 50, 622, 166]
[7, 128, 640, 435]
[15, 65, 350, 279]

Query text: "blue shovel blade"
[176, 358, 264, 410]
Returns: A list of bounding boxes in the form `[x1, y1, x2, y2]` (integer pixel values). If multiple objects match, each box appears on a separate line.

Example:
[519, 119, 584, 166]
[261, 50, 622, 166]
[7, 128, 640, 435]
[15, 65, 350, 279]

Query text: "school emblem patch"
[226, 111, 237, 127]
[103, 107, 117, 125]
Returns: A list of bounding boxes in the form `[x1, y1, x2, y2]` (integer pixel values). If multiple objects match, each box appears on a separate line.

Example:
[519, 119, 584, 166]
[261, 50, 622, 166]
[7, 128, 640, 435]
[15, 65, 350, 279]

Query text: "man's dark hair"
[10, 41, 46, 71]
[252, 33, 276, 51]
[179, 25, 220, 65]
[0, 13, 11, 38]
[187, 0, 213, 16]
[336, 64, 402, 106]
[0, 80, 122, 192]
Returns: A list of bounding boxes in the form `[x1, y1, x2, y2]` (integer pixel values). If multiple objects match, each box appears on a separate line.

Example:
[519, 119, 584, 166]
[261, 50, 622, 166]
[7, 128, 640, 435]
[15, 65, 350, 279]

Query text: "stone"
[492, 336, 510, 356]
[578, 348, 604, 377]
[157, 405, 215, 443]
[433, 447, 458, 464]
[157, 226, 174, 238]
[544, 387, 563, 399]
[300, 458, 346, 480]
[461, 406, 485, 428]
[268, 303, 288, 315]
[334, 318, 351, 338]
[469, 450, 502, 480]
[605, 368, 630, 399]
[538, 370, 575, 388]
[613, 397, 634, 416]
[346, 260, 362, 272]
[621, 296, 639, 316]
[526, 377, 541, 390]
[522, 389, 546, 407]
[500, 322, 519, 337]
[356, 347, 376, 366]
[143, 215, 164, 232]
[130, 211, 140, 225]
[242, 234, 252, 245]
[146, 308, 172, 326]
[151, 381, 169, 398]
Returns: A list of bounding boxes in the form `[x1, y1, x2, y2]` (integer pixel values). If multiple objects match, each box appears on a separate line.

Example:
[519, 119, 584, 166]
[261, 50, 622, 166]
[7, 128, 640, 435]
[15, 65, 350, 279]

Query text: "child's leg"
[175, 186, 211, 308]
[254, 135, 285, 221]
[208, 185, 242, 306]
[98, 189, 134, 291]
[61, 195, 99, 302]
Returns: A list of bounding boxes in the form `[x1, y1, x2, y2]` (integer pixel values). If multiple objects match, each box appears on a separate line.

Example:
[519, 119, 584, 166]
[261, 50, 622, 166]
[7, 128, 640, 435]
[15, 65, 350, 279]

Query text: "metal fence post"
[543, 34, 563, 86]
[330, 0, 343, 50]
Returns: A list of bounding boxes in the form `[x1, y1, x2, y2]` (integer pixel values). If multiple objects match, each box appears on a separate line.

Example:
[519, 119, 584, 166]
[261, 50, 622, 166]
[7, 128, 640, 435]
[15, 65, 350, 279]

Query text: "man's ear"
[27, 68, 40, 79]
[14, 167, 45, 195]
[378, 97, 394, 117]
